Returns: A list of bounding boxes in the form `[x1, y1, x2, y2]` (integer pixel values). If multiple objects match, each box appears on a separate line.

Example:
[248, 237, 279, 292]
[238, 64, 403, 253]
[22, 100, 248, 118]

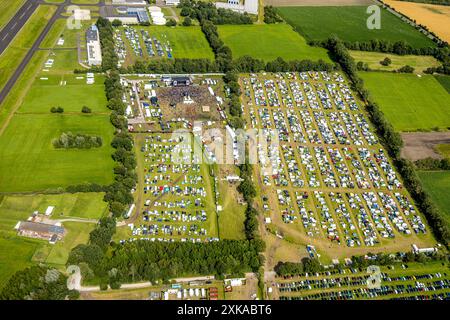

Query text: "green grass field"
[40, 18, 96, 49]
[350, 51, 441, 73]
[360, 72, 450, 131]
[435, 75, 450, 94]
[18, 75, 108, 113]
[277, 6, 435, 48]
[128, 26, 214, 60]
[0, 5, 57, 91]
[0, 192, 103, 285]
[217, 180, 246, 240]
[418, 171, 450, 224]
[0, 114, 115, 192]
[217, 24, 331, 62]
[0, 193, 108, 220]
[45, 222, 95, 265]
[435, 144, 450, 158]
[0, 237, 40, 289]
[0, 0, 24, 32]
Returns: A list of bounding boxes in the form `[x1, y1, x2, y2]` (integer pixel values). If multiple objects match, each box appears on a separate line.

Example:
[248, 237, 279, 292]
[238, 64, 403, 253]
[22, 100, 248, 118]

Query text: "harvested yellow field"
[384, 0, 450, 43]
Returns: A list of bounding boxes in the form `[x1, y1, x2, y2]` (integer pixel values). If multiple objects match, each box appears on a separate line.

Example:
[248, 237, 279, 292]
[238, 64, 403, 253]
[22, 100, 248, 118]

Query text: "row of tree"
[274, 251, 448, 277]
[313, 38, 450, 75]
[415, 157, 450, 170]
[52, 132, 103, 149]
[96, 17, 118, 71]
[103, 71, 137, 218]
[201, 20, 233, 72]
[179, 0, 253, 25]
[326, 36, 450, 247]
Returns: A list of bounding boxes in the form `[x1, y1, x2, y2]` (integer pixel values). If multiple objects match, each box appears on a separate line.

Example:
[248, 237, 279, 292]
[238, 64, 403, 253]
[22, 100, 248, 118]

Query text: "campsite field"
[120, 26, 214, 63]
[0, 5, 57, 91]
[217, 24, 331, 62]
[349, 51, 441, 73]
[360, 72, 450, 132]
[384, 0, 450, 43]
[0, 0, 24, 31]
[241, 71, 436, 260]
[0, 114, 115, 192]
[276, 6, 435, 48]
[418, 171, 450, 225]
[123, 133, 219, 242]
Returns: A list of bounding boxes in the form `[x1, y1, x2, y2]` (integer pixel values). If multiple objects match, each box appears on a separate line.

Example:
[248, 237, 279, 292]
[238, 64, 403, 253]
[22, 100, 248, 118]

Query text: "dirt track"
[401, 132, 450, 161]
[264, 0, 375, 6]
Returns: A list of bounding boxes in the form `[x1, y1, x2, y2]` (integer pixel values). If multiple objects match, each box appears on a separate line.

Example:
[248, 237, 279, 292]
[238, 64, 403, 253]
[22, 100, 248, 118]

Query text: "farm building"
[86, 25, 102, 66]
[216, 0, 258, 15]
[16, 221, 65, 244]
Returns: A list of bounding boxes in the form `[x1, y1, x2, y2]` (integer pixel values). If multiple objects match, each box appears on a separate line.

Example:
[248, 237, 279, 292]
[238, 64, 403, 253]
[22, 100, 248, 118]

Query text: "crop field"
[276, 6, 435, 48]
[242, 72, 435, 259]
[0, 113, 115, 192]
[0, 0, 24, 32]
[273, 262, 450, 300]
[418, 171, 450, 225]
[119, 133, 219, 242]
[116, 26, 214, 67]
[0, 5, 57, 91]
[349, 50, 441, 73]
[360, 72, 450, 132]
[384, 0, 450, 43]
[217, 24, 331, 62]
[265, 0, 374, 6]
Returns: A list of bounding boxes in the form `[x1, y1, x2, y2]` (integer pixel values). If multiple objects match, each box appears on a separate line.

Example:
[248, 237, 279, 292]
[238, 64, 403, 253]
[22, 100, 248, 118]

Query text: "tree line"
[325, 36, 450, 247]
[52, 132, 103, 149]
[274, 250, 448, 277]
[311, 38, 450, 76]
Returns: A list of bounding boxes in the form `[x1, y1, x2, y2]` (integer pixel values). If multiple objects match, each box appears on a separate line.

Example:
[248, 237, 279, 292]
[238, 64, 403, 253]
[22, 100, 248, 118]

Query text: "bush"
[183, 17, 192, 26]
[380, 57, 392, 66]
[50, 106, 64, 113]
[82, 106, 92, 113]
[166, 18, 177, 27]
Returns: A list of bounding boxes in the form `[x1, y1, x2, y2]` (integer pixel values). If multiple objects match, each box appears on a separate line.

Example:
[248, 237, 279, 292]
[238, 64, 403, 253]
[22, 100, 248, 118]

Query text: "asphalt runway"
[0, 0, 39, 56]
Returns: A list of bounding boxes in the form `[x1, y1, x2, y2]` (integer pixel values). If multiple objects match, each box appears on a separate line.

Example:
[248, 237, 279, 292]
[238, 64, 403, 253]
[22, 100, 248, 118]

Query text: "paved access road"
[0, 0, 39, 56]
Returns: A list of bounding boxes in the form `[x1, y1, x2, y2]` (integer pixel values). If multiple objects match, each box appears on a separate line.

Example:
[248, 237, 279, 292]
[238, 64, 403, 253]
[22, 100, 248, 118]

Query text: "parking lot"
[243, 72, 431, 251]
[272, 263, 450, 300]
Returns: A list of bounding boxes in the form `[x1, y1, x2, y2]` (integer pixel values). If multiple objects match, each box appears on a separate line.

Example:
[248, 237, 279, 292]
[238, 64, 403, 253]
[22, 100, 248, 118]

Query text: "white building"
[86, 25, 102, 66]
[165, 0, 180, 6]
[216, 0, 259, 15]
[112, 0, 147, 4]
